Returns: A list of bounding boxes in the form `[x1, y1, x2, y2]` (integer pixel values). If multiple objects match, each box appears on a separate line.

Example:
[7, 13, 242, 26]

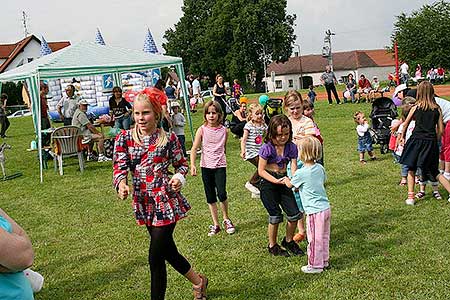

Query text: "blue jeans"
[114, 115, 131, 130]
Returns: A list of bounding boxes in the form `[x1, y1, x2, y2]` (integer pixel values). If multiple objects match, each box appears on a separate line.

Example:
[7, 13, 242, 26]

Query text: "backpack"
[264, 98, 283, 124]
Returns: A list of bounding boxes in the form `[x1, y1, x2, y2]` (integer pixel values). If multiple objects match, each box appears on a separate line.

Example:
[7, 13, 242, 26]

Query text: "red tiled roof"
[0, 35, 70, 73]
[268, 49, 395, 75]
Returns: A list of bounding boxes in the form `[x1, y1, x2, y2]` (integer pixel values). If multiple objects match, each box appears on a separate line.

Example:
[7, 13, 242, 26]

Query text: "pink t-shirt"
[200, 124, 227, 168]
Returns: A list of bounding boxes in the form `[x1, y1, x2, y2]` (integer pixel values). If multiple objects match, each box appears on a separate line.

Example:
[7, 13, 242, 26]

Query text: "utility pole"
[22, 11, 30, 38]
[322, 29, 335, 71]
[254, 41, 268, 93]
[294, 44, 303, 90]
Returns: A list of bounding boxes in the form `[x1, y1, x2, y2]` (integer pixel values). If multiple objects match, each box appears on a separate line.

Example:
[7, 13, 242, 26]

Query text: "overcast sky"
[0, 0, 437, 55]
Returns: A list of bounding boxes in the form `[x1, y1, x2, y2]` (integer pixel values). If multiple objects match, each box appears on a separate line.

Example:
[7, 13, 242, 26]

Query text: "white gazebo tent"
[0, 41, 193, 182]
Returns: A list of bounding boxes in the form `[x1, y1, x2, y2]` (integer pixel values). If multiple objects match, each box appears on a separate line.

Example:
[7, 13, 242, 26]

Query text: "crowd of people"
[3, 67, 450, 299]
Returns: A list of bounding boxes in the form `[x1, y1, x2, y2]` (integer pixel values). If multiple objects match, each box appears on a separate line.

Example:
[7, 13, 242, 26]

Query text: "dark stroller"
[223, 97, 240, 128]
[369, 97, 398, 154]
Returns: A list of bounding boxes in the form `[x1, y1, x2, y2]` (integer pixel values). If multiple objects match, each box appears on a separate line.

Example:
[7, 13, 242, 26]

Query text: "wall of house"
[267, 66, 395, 92]
[4, 40, 41, 72]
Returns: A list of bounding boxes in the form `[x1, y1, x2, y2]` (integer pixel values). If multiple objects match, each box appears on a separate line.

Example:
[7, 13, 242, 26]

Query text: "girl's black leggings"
[146, 223, 191, 300]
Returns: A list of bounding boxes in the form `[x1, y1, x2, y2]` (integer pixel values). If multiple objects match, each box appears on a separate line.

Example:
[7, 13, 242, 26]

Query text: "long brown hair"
[416, 81, 438, 110]
[265, 114, 292, 144]
[203, 100, 223, 126]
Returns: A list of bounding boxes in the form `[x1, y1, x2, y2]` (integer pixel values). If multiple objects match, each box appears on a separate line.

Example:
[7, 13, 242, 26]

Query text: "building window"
[27, 58, 34, 63]
[275, 80, 282, 89]
[288, 79, 293, 87]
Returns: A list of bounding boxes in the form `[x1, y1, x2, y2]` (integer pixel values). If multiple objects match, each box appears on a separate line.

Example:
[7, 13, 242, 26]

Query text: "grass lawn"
[1, 98, 450, 300]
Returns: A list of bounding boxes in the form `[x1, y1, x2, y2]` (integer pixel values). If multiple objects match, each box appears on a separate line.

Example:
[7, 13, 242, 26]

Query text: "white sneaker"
[245, 182, 260, 195]
[251, 193, 260, 199]
[98, 155, 112, 162]
[405, 198, 415, 206]
[301, 265, 323, 274]
[23, 268, 44, 292]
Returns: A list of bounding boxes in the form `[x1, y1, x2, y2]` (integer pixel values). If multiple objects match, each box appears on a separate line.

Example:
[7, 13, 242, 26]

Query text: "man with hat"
[72, 99, 111, 162]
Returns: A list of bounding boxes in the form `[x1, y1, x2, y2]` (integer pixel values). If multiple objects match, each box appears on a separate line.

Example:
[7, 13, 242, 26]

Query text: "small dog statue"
[0, 143, 12, 180]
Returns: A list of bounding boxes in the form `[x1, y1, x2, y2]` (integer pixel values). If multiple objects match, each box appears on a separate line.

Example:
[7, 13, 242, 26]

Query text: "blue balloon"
[259, 94, 269, 105]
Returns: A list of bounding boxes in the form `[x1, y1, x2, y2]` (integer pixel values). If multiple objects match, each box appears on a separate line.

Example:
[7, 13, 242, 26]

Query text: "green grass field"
[1, 98, 450, 300]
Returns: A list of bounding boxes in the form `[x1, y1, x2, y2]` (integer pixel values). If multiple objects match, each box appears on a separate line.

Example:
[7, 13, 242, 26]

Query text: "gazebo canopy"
[0, 41, 192, 182]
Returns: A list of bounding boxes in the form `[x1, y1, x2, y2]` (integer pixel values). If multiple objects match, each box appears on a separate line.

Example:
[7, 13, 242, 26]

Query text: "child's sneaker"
[432, 191, 442, 200]
[98, 155, 112, 162]
[415, 191, 426, 199]
[251, 193, 260, 199]
[87, 153, 97, 161]
[245, 182, 260, 195]
[301, 265, 323, 274]
[405, 198, 415, 205]
[23, 268, 44, 293]
[281, 237, 304, 256]
[267, 244, 290, 257]
[223, 219, 235, 234]
[207, 225, 221, 236]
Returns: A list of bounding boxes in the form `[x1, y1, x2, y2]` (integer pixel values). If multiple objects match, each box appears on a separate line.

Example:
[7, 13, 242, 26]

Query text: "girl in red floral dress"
[113, 93, 208, 300]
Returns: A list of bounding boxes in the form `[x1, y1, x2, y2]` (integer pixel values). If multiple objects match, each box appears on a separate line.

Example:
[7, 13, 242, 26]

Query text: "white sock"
[444, 172, 450, 180]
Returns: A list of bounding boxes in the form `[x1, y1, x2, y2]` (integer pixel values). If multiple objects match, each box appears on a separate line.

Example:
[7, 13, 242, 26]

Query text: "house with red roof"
[0, 35, 70, 73]
[266, 49, 396, 92]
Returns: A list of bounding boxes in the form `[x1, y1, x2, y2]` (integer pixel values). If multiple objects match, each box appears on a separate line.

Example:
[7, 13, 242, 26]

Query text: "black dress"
[399, 107, 440, 182]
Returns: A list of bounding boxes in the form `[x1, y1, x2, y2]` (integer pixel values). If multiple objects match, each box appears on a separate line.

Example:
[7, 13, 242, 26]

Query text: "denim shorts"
[259, 170, 302, 224]
[357, 134, 373, 153]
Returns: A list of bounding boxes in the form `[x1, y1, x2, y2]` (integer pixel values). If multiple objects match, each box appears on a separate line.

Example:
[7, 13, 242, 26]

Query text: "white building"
[266, 49, 396, 92]
[0, 35, 70, 73]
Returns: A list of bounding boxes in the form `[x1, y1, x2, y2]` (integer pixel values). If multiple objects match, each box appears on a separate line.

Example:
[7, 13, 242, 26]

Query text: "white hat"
[171, 101, 180, 108]
[393, 84, 407, 97]
[78, 99, 89, 105]
[373, 75, 378, 79]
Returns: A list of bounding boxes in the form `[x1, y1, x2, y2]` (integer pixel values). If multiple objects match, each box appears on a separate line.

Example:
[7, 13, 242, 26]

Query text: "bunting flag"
[40, 35, 52, 56]
[95, 28, 106, 45]
[143, 29, 158, 54]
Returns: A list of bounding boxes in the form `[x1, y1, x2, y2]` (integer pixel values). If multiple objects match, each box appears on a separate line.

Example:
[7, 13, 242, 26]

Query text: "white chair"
[51, 126, 84, 175]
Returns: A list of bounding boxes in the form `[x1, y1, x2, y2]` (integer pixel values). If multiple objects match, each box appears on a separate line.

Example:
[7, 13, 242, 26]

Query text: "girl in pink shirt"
[190, 101, 235, 236]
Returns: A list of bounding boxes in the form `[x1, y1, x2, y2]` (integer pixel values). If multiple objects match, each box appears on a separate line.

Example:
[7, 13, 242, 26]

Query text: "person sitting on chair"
[357, 74, 372, 102]
[72, 99, 111, 162]
[369, 76, 381, 102]
[230, 97, 247, 138]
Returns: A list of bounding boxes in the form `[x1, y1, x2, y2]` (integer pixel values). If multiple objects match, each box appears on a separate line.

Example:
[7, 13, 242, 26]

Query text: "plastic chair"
[51, 126, 84, 175]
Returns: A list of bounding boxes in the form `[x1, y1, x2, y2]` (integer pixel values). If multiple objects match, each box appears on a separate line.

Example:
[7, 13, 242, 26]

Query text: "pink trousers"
[306, 208, 331, 269]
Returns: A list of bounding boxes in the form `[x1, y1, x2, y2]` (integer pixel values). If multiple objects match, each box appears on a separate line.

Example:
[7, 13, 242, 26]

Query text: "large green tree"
[163, 0, 296, 90]
[391, 0, 450, 69]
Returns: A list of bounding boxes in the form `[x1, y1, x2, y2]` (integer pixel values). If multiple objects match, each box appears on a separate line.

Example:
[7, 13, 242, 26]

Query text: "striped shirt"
[200, 124, 227, 168]
[291, 116, 316, 141]
[244, 121, 267, 160]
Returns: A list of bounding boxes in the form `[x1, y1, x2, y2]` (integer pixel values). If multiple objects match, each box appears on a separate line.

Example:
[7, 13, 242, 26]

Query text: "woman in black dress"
[213, 74, 229, 124]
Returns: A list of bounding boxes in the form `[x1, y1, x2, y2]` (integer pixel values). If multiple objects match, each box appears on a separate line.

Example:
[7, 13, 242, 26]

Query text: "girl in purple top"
[258, 115, 304, 257]
[190, 101, 235, 237]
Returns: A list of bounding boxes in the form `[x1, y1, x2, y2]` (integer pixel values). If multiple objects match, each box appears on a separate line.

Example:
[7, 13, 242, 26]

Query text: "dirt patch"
[314, 84, 450, 102]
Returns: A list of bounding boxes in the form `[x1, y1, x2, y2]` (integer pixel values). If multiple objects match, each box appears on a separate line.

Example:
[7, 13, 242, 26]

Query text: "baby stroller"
[223, 97, 240, 128]
[369, 97, 398, 154]
[263, 98, 283, 124]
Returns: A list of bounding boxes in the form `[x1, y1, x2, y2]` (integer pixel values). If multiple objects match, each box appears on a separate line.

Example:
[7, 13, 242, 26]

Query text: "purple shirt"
[259, 141, 297, 168]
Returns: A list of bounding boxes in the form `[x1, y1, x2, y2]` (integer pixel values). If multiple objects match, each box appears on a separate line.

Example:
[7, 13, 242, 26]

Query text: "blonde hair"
[283, 90, 303, 110]
[401, 96, 416, 120]
[353, 111, 365, 124]
[297, 136, 322, 163]
[246, 103, 263, 122]
[416, 81, 439, 111]
[132, 93, 167, 147]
